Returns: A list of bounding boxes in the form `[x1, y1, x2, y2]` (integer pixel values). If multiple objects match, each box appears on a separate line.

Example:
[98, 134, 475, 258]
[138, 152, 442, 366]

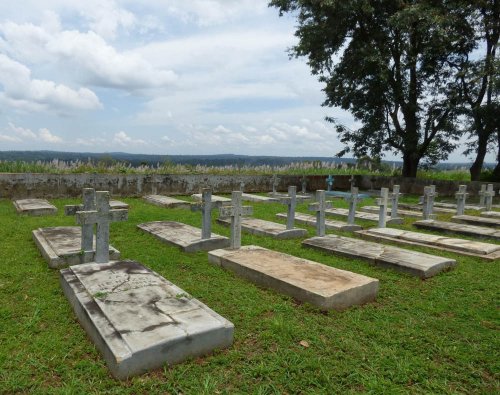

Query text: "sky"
[0, 0, 491, 162]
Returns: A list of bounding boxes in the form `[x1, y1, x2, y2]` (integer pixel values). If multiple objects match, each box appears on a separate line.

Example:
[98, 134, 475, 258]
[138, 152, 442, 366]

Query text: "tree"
[453, 0, 499, 181]
[270, 0, 472, 177]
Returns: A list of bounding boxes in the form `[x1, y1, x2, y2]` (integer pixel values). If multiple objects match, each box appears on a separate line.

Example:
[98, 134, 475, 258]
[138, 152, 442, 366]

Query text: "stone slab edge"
[276, 213, 362, 232]
[14, 200, 57, 216]
[217, 218, 308, 239]
[142, 196, 191, 209]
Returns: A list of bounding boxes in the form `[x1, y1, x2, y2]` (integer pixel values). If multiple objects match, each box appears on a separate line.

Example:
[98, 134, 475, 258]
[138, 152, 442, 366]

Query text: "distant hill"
[0, 150, 491, 169]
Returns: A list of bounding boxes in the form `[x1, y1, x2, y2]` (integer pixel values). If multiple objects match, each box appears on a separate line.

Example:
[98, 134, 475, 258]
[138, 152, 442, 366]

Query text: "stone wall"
[0, 173, 498, 198]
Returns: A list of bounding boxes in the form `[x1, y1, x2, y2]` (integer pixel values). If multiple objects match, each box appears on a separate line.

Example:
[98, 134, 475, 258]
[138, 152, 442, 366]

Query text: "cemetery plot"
[110, 200, 129, 209]
[452, 215, 500, 228]
[414, 220, 500, 240]
[13, 198, 57, 216]
[398, 203, 456, 214]
[356, 227, 500, 261]
[208, 245, 379, 311]
[60, 260, 234, 380]
[138, 221, 230, 252]
[325, 207, 403, 224]
[32, 226, 120, 268]
[360, 206, 422, 218]
[433, 202, 484, 211]
[217, 217, 307, 239]
[302, 235, 456, 278]
[481, 211, 500, 219]
[192, 193, 232, 205]
[276, 212, 361, 231]
[241, 193, 279, 203]
[143, 195, 191, 209]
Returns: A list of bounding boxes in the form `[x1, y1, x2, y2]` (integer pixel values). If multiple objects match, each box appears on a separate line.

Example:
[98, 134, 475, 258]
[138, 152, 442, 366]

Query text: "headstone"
[479, 184, 487, 207]
[208, 245, 379, 311]
[239, 182, 245, 192]
[191, 188, 219, 239]
[271, 174, 280, 195]
[278, 186, 297, 230]
[60, 260, 234, 379]
[13, 198, 57, 216]
[300, 175, 308, 194]
[484, 184, 495, 211]
[414, 220, 500, 241]
[345, 187, 362, 225]
[376, 188, 389, 228]
[455, 185, 468, 215]
[219, 191, 253, 249]
[390, 185, 401, 219]
[75, 191, 128, 263]
[422, 185, 437, 220]
[325, 175, 334, 192]
[349, 175, 355, 188]
[308, 190, 332, 236]
[302, 235, 456, 278]
[356, 227, 500, 261]
[143, 195, 191, 209]
[65, 188, 96, 260]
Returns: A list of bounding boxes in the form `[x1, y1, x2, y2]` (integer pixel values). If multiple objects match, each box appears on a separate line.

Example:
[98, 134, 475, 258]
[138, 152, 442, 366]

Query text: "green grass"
[0, 194, 498, 394]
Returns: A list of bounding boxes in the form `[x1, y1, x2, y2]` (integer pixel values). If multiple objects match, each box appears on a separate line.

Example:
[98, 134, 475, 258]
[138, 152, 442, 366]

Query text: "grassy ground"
[0, 193, 498, 394]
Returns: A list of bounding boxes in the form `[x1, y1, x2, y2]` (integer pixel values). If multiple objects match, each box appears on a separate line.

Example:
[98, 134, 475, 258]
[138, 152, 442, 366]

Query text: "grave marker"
[66, 188, 95, 260]
[484, 184, 495, 211]
[278, 186, 297, 230]
[76, 191, 128, 263]
[455, 185, 468, 216]
[308, 190, 332, 236]
[325, 175, 334, 192]
[479, 184, 487, 207]
[376, 188, 389, 228]
[271, 174, 280, 195]
[390, 185, 401, 219]
[422, 185, 437, 220]
[300, 175, 308, 194]
[191, 188, 220, 239]
[344, 187, 362, 225]
[219, 191, 253, 249]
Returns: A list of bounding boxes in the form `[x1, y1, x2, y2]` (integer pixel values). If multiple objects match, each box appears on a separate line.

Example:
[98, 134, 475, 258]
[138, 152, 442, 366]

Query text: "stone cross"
[278, 186, 298, 230]
[349, 175, 355, 188]
[219, 191, 253, 249]
[422, 185, 437, 220]
[300, 175, 308, 194]
[390, 185, 401, 219]
[325, 175, 334, 192]
[376, 188, 389, 228]
[455, 185, 468, 215]
[308, 190, 332, 236]
[271, 174, 280, 194]
[76, 191, 128, 263]
[65, 188, 96, 257]
[191, 188, 220, 240]
[344, 186, 363, 225]
[478, 184, 487, 207]
[484, 184, 495, 211]
[239, 182, 245, 192]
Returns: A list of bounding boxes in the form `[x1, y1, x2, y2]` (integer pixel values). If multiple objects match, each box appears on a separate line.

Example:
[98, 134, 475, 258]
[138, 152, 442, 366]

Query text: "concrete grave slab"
[433, 202, 484, 211]
[241, 193, 279, 203]
[32, 226, 120, 268]
[191, 194, 232, 205]
[143, 195, 191, 209]
[398, 203, 456, 214]
[60, 260, 234, 380]
[452, 215, 500, 228]
[414, 220, 500, 240]
[276, 212, 361, 231]
[481, 211, 500, 219]
[137, 221, 230, 252]
[208, 245, 378, 311]
[325, 207, 403, 224]
[217, 217, 307, 239]
[302, 235, 456, 278]
[268, 192, 311, 202]
[360, 206, 422, 218]
[110, 200, 129, 210]
[13, 198, 57, 216]
[356, 227, 500, 261]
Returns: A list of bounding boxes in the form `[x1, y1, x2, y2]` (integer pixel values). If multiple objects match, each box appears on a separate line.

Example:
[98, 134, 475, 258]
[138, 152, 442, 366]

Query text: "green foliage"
[0, 195, 498, 393]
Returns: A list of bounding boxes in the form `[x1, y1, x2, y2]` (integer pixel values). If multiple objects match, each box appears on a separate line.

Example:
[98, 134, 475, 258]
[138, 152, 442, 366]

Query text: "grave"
[481, 211, 500, 219]
[398, 203, 455, 214]
[452, 215, 500, 228]
[60, 191, 234, 379]
[276, 212, 361, 231]
[143, 194, 191, 209]
[13, 198, 57, 216]
[483, 184, 495, 211]
[325, 207, 403, 225]
[138, 189, 230, 252]
[345, 187, 363, 227]
[241, 193, 279, 203]
[455, 185, 468, 215]
[208, 191, 379, 311]
[33, 189, 123, 268]
[390, 185, 401, 220]
[219, 186, 307, 239]
[298, 175, 313, 198]
[356, 227, 500, 261]
[360, 206, 422, 218]
[375, 188, 391, 228]
[268, 174, 280, 196]
[308, 190, 332, 236]
[192, 193, 232, 205]
[60, 260, 234, 380]
[414, 220, 500, 240]
[421, 185, 437, 220]
[302, 235, 456, 278]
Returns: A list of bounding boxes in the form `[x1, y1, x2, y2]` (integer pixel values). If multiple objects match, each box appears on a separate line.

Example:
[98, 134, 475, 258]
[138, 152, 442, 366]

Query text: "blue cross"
[325, 175, 334, 191]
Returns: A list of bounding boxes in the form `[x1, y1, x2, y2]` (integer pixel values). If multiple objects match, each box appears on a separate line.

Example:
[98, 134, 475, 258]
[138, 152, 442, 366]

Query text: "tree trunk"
[491, 130, 500, 181]
[469, 130, 488, 181]
[402, 152, 420, 178]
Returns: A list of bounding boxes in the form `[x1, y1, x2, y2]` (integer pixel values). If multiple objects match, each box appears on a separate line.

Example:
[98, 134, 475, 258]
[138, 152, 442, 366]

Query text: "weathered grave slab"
[452, 215, 500, 228]
[191, 194, 232, 205]
[481, 211, 500, 219]
[137, 221, 230, 252]
[143, 195, 190, 209]
[325, 207, 403, 224]
[208, 245, 378, 311]
[302, 235, 455, 278]
[356, 227, 500, 261]
[276, 212, 361, 231]
[398, 203, 456, 214]
[241, 193, 279, 203]
[60, 260, 234, 380]
[32, 227, 120, 268]
[360, 206, 422, 218]
[217, 217, 307, 239]
[110, 200, 129, 210]
[414, 220, 500, 240]
[13, 198, 57, 216]
[268, 192, 311, 202]
[433, 202, 484, 211]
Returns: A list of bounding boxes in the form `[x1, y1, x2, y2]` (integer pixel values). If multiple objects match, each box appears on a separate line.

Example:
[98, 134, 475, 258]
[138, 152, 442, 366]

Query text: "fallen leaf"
[299, 340, 310, 348]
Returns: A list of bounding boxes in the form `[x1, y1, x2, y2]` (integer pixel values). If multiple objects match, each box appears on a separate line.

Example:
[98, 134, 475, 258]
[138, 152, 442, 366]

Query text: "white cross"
[308, 190, 332, 236]
[278, 186, 297, 230]
[191, 188, 222, 239]
[219, 191, 253, 249]
[376, 188, 389, 228]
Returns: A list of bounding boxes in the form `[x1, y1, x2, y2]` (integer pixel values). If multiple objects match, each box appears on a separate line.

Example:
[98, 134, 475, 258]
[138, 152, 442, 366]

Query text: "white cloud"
[0, 134, 21, 142]
[113, 131, 147, 146]
[76, 137, 106, 146]
[8, 122, 37, 139]
[39, 127, 62, 143]
[4, 122, 63, 143]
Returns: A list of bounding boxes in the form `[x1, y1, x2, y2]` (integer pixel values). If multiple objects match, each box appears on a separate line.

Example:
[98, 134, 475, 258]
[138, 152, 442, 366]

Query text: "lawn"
[0, 193, 498, 394]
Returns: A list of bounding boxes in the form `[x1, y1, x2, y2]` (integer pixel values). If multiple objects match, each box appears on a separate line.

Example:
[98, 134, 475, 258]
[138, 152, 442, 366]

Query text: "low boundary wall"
[0, 173, 498, 199]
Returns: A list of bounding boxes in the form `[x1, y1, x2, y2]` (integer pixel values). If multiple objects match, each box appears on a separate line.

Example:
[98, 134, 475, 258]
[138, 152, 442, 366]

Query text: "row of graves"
[14, 178, 500, 380]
